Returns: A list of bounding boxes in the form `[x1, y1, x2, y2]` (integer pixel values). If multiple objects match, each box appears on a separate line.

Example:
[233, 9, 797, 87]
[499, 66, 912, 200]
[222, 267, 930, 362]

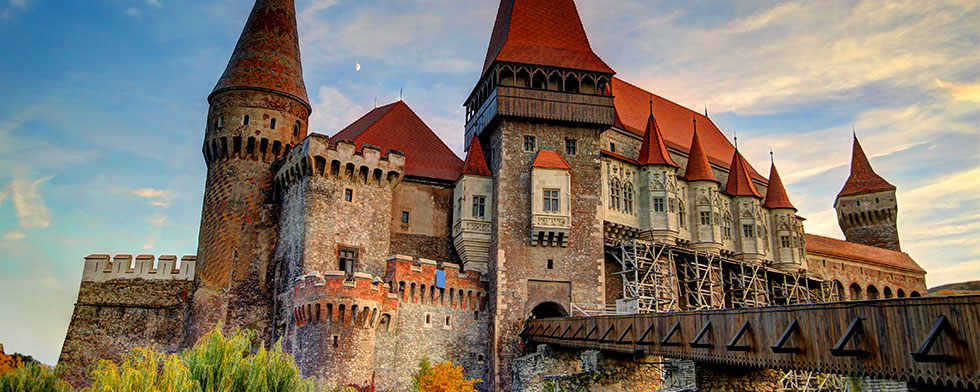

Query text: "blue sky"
[0, 0, 976, 365]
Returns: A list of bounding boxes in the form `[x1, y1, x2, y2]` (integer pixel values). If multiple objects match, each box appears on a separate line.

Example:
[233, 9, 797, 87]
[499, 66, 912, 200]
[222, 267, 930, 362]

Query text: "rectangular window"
[609, 142, 616, 153]
[401, 211, 410, 224]
[523, 135, 536, 152]
[653, 197, 665, 212]
[472, 196, 486, 218]
[338, 247, 359, 276]
[565, 138, 577, 155]
[543, 189, 560, 212]
[344, 188, 353, 202]
[780, 235, 791, 248]
[700, 211, 711, 225]
[742, 224, 754, 238]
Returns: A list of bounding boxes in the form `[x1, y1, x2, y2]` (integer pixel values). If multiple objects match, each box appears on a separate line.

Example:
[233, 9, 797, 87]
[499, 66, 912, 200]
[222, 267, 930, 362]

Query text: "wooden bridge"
[523, 295, 979, 389]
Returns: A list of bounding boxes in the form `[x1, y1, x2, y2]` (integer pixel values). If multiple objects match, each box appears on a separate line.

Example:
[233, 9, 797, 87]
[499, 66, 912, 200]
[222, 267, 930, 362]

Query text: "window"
[544, 189, 560, 212]
[523, 135, 536, 152]
[653, 197, 665, 212]
[472, 196, 486, 218]
[781, 235, 791, 248]
[270, 118, 277, 129]
[875, 197, 880, 204]
[344, 188, 353, 202]
[546, 259, 554, 269]
[624, 182, 634, 213]
[401, 211, 410, 224]
[679, 203, 686, 228]
[700, 211, 711, 225]
[609, 142, 616, 153]
[669, 198, 676, 212]
[243, 115, 250, 125]
[217, 115, 224, 127]
[742, 224, 754, 238]
[339, 247, 358, 277]
[610, 180, 621, 210]
[723, 214, 732, 239]
[445, 316, 451, 326]
[293, 121, 300, 137]
[856, 200, 861, 206]
[565, 138, 577, 155]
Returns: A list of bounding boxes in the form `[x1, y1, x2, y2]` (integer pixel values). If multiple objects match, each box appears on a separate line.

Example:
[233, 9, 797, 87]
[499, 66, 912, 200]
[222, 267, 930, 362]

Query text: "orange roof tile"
[682, 129, 719, 183]
[637, 104, 679, 167]
[482, 0, 614, 75]
[461, 137, 492, 177]
[611, 77, 765, 182]
[763, 162, 795, 210]
[724, 150, 762, 198]
[601, 149, 638, 165]
[331, 101, 463, 182]
[531, 150, 571, 169]
[837, 135, 895, 200]
[805, 234, 925, 274]
[212, 0, 309, 107]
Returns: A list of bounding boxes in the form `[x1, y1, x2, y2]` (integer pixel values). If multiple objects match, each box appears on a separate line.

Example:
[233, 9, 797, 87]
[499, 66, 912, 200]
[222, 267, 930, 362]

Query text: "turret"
[763, 157, 805, 270]
[186, 0, 311, 345]
[682, 120, 722, 252]
[835, 135, 900, 251]
[723, 148, 765, 262]
[637, 100, 681, 241]
[453, 137, 493, 273]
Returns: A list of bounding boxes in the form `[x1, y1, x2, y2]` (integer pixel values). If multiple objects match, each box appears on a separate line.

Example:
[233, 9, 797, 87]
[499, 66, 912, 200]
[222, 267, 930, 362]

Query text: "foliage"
[87, 346, 196, 392]
[0, 362, 73, 392]
[410, 359, 480, 392]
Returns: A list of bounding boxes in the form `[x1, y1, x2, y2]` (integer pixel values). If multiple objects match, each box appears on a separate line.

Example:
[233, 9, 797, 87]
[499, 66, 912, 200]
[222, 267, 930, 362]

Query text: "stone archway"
[529, 301, 568, 319]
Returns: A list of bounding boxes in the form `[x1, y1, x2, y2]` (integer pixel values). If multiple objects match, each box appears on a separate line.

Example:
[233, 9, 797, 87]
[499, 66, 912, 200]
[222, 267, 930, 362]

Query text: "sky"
[0, 0, 976, 365]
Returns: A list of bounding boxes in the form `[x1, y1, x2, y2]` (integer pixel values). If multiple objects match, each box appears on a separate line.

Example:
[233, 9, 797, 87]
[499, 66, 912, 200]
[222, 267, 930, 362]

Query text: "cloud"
[933, 79, 980, 103]
[8, 172, 53, 229]
[146, 0, 162, 7]
[129, 187, 174, 207]
[308, 86, 370, 135]
[126, 7, 142, 18]
[2, 230, 25, 241]
[146, 214, 167, 228]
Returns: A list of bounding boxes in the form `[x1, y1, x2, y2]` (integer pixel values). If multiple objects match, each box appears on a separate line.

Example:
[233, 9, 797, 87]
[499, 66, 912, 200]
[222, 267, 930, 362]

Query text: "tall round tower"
[835, 135, 900, 251]
[185, 0, 310, 345]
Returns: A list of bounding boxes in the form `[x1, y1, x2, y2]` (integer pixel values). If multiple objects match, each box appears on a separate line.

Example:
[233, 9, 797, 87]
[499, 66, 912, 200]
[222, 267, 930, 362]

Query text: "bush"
[0, 362, 73, 392]
[410, 359, 480, 392]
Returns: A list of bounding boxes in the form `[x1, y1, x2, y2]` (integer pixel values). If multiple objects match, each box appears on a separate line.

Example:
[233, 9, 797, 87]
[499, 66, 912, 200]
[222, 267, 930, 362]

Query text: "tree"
[410, 359, 480, 392]
[0, 362, 73, 392]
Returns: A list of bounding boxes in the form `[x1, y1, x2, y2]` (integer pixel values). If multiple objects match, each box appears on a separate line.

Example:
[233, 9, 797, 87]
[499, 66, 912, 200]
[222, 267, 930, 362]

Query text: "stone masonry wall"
[694, 363, 781, 392]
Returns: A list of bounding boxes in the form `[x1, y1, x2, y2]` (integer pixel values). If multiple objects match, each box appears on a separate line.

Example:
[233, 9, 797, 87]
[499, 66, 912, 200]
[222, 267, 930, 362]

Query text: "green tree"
[0, 362, 73, 392]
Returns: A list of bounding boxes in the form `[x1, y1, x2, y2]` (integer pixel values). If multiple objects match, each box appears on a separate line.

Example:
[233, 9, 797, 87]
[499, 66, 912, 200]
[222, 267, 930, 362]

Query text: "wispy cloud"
[126, 7, 141, 18]
[2, 230, 25, 241]
[8, 172, 53, 229]
[129, 187, 174, 207]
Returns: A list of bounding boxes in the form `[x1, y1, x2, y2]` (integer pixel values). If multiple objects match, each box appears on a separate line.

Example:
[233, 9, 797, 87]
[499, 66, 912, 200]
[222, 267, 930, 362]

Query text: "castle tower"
[835, 135, 900, 251]
[453, 137, 494, 273]
[763, 158, 805, 270]
[186, 0, 311, 345]
[637, 101, 681, 241]
[464, 0, 615, 388]
[723, 149, 765, 262]
[683, 126, 723, 252]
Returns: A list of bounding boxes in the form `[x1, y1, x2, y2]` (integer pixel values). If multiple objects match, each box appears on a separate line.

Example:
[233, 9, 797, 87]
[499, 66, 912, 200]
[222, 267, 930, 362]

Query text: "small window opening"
[243, 115, 250, 125]
[472, 196, 486, 218]
[445, 316, 451, 326]
[344, 188, 353, 202]
[565, 138, 577, 155]
[856, 200, 861, 206]
[339, 247, 358, 278]
[425, 314, 431, 325]
[875, 197, 880, 203]
[523, 135, 536, 152]
[270, 118, 277, 129]
[217, 115, 224, 127]
[293, 121, 300, 137]
[478, 354, 485, 362]
[609, 142, 616, 153]
[332, 336, 338, 348]
[546, 259, 554, 269]
[401, 211, 410, 224]
[474, 310, 479, 320]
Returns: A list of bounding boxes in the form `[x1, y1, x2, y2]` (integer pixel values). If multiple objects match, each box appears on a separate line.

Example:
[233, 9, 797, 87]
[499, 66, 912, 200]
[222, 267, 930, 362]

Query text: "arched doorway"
[530, 301, 568, 319]
[884, 286, 893, 298]
[867, 284, 880, 299]
[910, 291, 921, 297]
[849, 283, 863, 300]
[897, 288, 906, 298]
[831, 280, 845, 301]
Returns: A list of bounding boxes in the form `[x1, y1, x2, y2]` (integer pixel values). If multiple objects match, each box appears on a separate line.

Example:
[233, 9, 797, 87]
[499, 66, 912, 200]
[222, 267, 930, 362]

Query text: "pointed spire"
[211, 0, 309, 107]
[723, 150, 762, 198]
[837, 134, 895, 199]
[461, 137, 492, 177]
[764, 155, 795, 210]
[637, 99, 679, 167]
[682, 121, 719, 183]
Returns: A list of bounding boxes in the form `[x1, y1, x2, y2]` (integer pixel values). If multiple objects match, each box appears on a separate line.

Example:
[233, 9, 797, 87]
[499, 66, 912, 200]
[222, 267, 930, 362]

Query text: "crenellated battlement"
[81, 254, 196, 283]
[292, 271, 397, 330]
[275, 134, 406, 190]
[384, 254, 488, 311]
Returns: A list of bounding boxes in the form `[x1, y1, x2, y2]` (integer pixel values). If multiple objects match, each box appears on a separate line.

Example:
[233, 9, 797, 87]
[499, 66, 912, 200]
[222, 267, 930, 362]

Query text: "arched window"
[243, 114, 250, 125]
[217, 115, 224, 127]
[293, 121, 301, 137]
[883, 286, 893, 298]
[515, 68, 530, 87]
[849, 283, 862, 300]
[564, 75, 579, 93]
[499, 67, 515, 86]
[623, 182, 634, 214]
[610, 179, 622, 211]
[547, 72, 563, 90]
[580, 75, 595, 94]
[270, 118, 277, 129]
[866, 284, 879, 299]
[897, 288, 906, 298]
[531, 70, 547, 89]
[910, 291, 921, 297]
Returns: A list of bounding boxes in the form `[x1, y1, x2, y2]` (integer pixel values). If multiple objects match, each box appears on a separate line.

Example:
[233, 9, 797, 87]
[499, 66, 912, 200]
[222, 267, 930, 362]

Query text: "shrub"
[410, 359, 480, 392]
[87, 346, 195, 392]
[0, 362, 73, 392]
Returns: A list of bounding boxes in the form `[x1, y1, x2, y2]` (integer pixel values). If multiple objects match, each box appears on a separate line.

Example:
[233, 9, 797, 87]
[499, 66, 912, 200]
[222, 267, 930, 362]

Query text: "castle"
[57, 0, 926, 390]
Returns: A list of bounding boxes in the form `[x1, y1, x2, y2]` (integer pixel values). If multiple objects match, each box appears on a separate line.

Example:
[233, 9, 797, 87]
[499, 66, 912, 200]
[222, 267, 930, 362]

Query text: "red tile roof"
[837, 135, 895, 200]
[601, 149, 638, 165]
[531, 150, 571, 170]
[461, 137, 492, 177]
[611, 77, 765, 182]
[211, 0, 309, 107]
[805, 234, 925, 274]
[637, 106, 679, 167]
[724, 150, 762, 198]
[331, 101, 463, 182]
[482, 0, 614, 75]
[682, 129, 719, 183]
[763, 162, 796, 210]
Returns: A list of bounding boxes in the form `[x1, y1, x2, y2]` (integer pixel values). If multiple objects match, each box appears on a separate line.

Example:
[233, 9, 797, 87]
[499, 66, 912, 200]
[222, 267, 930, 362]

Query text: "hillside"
[928, 280, 980, 296]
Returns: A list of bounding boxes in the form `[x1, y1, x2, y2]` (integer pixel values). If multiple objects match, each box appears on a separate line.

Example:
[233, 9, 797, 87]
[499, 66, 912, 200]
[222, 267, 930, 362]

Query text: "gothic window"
[523, 135, 536, 152]
[543, 189, 560, 212]
[700, 211, 711, 225]
[780, 235, 791, 248]
[624, 182, 634, 213]
[565, 138, 577, 155]
[669, 198, 676, 212]
[344, 188, 353, 202]
[472, 196, 486, 218]
[338, 247, 358, 277]
[610, 179, 622, 211]
[270, 118, 277, 129]
[243, 114, 250, 125]
[679, 202, 686, 228]
[742, 224, 754, 238]
[653, 197, 665, 212]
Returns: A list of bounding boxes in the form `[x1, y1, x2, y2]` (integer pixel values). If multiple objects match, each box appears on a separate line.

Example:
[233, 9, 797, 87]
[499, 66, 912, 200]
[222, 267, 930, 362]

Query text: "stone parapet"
[81, 254, 195, 283]
[275, 135, 406, 190]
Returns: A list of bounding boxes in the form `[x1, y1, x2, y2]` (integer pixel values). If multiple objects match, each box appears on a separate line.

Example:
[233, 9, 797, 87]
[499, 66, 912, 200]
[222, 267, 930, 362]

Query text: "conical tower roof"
[461, 137, 492, 177]
[764, 161, 795, 210]
[837, 135, 895, 199]
[211, 0, 309, 107]
[723, 150, 762, 198]
[637, 101, 679, 167]
[682, 120, 719, 183]
[482, 0, 614, 75]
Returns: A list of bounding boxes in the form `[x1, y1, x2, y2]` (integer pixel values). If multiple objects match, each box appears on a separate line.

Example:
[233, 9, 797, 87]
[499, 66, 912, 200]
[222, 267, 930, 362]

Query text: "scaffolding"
[678, 251, 723, 311]
[610, 239, 679, 313]
[726, 260, 770, 308]
[769, 270, 812, 305]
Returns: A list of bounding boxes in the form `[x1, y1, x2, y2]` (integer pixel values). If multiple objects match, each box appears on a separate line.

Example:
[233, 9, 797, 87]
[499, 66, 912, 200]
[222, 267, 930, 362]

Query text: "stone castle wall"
[58, 254, 196, 388]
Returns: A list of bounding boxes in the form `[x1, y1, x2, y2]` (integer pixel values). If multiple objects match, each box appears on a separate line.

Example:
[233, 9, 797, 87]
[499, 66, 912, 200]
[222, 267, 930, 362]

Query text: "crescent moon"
[355, 63, 361, 72]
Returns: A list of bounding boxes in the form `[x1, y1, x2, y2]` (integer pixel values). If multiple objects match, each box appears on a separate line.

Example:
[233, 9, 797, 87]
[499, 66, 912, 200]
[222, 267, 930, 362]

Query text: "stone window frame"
[780, 235, 791, 248]
[623, 182, 635, 214]
[722, 213, 733, 239]
[424, 312, 433, 328]
[653, 197, 665, 212]
[523, 135, 536, 152]
[344, 188, 354, 202]
[699, 211, 711, 226]
[338, 246, 359, 278]
[609, 179, 622, 211]
[543, 189, 560, 212]
[742, 224, 754, 238]
[565, 138, 577, 155]
[472, 195, 486, 218]
[443, 315, 452, 330]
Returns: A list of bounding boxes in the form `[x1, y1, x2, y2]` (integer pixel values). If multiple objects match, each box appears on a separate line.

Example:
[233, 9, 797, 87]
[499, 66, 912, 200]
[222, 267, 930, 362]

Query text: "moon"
[355, 63, 361, 72]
